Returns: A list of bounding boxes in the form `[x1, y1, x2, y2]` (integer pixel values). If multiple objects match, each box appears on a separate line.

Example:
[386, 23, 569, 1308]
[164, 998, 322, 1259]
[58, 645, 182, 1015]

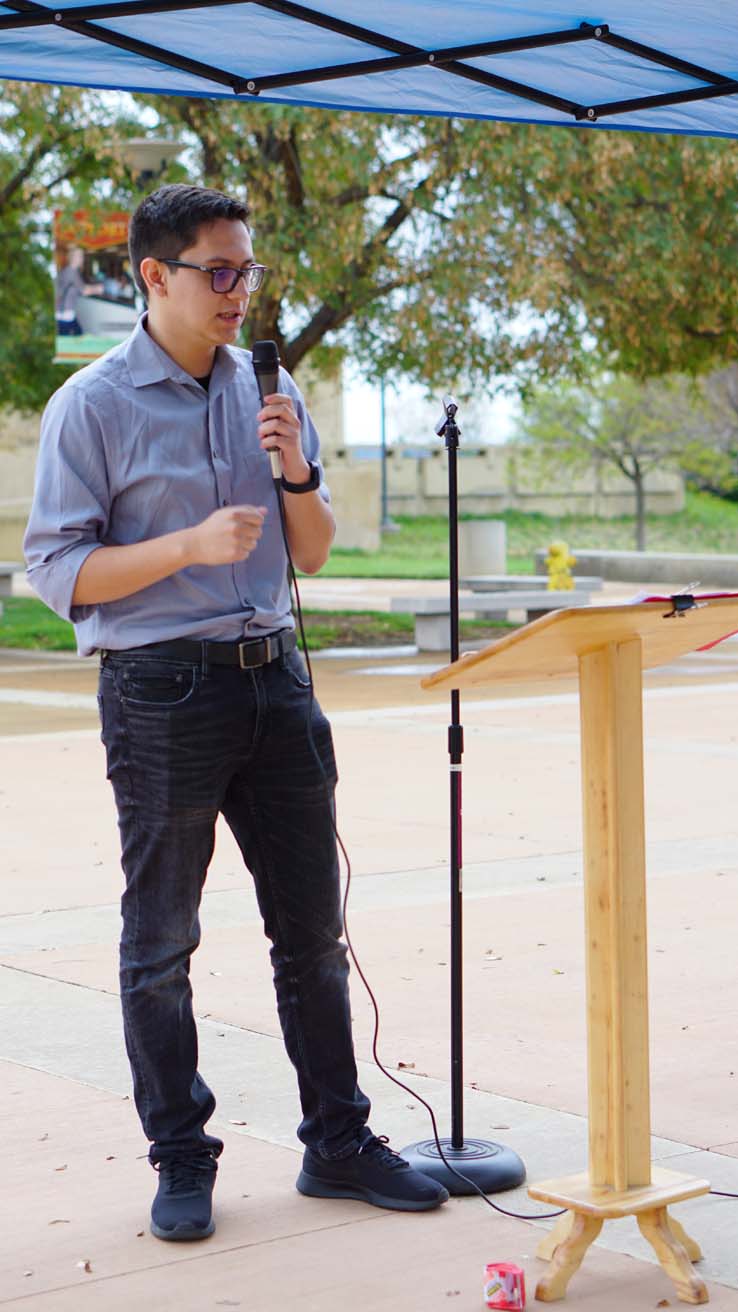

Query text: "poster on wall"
[53, 208, 142, 365]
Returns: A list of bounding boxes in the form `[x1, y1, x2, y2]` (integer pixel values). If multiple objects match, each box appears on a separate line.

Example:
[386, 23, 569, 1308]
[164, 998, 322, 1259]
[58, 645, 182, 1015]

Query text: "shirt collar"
[124, 313, 239, 392]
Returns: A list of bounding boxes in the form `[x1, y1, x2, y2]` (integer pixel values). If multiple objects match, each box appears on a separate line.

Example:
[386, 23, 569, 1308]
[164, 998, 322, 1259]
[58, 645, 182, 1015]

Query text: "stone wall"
[0, 411, 38, 561]
[294, 366, 381, 550]
[0, 406, 685, 562]
[0, 387, 381, 558]
[380, 445, 685, 518]
[533, 546, 738, 586]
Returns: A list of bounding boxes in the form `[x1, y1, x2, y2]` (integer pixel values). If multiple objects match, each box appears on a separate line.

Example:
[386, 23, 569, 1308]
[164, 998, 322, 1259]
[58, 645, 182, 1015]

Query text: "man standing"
[25, 184, 447, 1241]
[54, 246, 103, 335]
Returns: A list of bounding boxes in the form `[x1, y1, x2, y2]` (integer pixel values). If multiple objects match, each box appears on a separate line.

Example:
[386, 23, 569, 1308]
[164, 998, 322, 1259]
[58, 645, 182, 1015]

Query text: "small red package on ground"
[483, 1262, 526, 1310]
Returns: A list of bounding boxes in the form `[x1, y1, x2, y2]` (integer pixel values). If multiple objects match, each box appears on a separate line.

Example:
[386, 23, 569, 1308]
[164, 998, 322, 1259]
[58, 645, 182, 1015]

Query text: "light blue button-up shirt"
[24, 316, 329, 657]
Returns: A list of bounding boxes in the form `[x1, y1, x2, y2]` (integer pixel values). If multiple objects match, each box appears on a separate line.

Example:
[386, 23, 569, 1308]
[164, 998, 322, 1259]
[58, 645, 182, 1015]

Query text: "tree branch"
[0, 142, 50, 212]
[284, 273, 429, 371]
[278, 127, 305, 210]
[684, 323, 732, 342]
[281, 161, 445, 370]
[329, 147, 434, 208]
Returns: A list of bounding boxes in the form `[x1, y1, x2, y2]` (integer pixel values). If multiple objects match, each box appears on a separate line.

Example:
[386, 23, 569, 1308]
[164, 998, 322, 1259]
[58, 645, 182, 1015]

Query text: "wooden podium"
[422, 597, 738, 1305]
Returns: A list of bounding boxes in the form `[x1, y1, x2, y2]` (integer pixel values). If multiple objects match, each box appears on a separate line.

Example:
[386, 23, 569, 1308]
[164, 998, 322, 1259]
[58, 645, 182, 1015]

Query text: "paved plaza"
[2, 575, 738, 1310]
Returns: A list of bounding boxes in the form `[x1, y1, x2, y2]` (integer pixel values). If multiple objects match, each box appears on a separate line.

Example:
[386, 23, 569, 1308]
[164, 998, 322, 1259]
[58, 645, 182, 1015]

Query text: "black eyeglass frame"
[155, 258, 268, 293]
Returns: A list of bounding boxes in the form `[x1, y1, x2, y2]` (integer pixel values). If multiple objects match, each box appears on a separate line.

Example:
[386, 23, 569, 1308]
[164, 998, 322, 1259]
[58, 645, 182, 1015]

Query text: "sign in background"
[53, 208, 141, 365]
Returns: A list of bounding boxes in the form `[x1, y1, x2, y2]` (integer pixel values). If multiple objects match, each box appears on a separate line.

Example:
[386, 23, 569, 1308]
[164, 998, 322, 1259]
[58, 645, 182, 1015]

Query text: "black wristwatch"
[281, 461, 321, 494]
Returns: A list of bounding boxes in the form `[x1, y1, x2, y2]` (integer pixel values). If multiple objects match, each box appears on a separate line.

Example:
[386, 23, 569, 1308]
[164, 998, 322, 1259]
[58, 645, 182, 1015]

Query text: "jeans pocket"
[114, 661, 199, 709]
[96, 687, 106, 761]
[285, 647, 312, 690]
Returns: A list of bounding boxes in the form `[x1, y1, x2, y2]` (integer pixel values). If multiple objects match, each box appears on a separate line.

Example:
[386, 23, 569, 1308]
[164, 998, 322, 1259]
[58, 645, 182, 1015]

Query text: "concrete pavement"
[2, 581, 738, 1310]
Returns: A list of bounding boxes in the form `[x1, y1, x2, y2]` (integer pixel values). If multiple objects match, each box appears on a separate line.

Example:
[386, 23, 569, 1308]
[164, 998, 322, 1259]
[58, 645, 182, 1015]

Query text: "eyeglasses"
[156, 259, 267, 294]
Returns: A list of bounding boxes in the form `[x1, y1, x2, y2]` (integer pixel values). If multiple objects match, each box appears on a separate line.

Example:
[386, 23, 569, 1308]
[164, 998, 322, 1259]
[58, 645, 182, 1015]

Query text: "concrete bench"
[0, 561, 21, 597]
[533, 547, 738, 587]
[391, 590, 590, 651]
[461, 574, 602, 593]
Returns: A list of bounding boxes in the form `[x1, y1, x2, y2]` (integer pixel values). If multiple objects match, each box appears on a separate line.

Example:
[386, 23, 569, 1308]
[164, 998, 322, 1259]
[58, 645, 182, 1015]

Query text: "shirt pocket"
[231, 449, 275, 506]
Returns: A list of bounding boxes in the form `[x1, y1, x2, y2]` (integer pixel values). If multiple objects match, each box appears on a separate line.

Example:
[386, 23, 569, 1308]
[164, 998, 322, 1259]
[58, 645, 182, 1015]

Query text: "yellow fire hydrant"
[545, 540, 576, 591]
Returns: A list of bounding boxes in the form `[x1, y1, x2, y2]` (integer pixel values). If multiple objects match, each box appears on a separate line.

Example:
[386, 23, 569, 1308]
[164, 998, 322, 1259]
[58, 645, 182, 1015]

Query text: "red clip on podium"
[422, 596, 738, 1305]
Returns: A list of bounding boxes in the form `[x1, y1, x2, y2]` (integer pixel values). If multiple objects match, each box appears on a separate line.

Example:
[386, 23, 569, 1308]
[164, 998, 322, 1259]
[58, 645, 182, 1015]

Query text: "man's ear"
[140, 256, 167, 299]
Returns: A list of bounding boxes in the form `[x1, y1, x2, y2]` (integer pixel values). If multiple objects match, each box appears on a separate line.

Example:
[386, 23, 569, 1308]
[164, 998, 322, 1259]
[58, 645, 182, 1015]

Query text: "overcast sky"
[342, 369, 519, 448]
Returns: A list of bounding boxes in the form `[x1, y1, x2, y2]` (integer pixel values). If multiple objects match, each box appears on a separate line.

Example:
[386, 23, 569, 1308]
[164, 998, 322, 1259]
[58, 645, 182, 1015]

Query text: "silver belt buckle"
[238, 636, 277, 668]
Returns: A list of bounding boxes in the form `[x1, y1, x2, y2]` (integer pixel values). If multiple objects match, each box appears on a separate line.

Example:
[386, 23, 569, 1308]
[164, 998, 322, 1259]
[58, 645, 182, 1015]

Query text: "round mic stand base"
[400, 1136, 526, 1196]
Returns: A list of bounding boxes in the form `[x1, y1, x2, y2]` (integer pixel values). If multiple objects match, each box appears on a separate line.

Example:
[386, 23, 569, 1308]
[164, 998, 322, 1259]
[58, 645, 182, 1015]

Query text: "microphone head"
[252, 339, 280, 374]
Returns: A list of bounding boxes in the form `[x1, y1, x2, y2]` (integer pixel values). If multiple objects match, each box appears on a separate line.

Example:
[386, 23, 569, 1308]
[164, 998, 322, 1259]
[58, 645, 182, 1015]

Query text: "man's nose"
[226, 274, 250, 299]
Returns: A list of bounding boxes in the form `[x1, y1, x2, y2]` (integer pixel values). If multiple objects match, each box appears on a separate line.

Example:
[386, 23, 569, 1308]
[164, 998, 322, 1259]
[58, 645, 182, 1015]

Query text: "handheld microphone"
[252, 339, 282, 480]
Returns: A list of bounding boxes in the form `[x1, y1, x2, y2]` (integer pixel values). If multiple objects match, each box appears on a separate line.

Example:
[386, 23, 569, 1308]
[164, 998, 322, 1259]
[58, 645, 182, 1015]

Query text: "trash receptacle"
[458, 519, 507, 576]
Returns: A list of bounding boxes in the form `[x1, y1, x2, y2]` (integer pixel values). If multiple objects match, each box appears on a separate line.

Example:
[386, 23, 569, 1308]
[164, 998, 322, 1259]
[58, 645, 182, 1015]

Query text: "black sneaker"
[296, 1134, 449, 1212]
[150, 1149, 218, 1241]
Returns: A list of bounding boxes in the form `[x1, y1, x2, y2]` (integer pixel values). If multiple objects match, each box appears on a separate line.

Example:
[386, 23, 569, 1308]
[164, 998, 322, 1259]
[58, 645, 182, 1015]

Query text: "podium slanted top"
[421, 595, 738, 691]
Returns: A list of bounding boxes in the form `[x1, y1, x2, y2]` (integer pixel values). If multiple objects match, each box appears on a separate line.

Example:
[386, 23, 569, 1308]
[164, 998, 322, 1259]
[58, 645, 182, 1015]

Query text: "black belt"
[101, 629, 297, 670]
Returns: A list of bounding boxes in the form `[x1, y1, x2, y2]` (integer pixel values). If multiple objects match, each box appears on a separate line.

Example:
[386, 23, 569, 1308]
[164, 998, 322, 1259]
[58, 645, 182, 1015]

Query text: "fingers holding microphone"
[258, 393, 307, 480]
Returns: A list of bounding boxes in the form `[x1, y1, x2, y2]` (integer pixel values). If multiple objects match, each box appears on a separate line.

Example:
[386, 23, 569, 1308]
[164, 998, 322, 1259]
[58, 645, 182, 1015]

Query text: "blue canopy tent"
[6, 0, 737, 1215]
[1, 1, 738, 139]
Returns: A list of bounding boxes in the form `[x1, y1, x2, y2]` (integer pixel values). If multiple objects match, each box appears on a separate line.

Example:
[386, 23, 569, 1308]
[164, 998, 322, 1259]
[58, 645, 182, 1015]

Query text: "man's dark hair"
[128, 184, 250, 295]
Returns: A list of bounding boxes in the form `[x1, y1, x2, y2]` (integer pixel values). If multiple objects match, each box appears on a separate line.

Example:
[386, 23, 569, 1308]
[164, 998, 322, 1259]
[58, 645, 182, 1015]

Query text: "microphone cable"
[258, 345, 738, 1212]
[273, 482, 738, 1211]
[270, 472, 571, 1222]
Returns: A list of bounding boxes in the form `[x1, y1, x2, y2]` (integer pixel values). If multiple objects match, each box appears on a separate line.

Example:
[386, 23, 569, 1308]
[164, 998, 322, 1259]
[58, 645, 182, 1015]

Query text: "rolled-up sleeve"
[23, 383, 111, 622]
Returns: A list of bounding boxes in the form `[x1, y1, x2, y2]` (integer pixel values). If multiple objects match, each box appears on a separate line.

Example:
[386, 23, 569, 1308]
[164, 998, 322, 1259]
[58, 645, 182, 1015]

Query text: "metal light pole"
[379, 377, 397, 533]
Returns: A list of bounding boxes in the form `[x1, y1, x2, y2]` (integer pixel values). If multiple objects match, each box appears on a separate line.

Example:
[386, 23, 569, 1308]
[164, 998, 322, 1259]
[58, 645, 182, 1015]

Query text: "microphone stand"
[401, 396, 526, 1195]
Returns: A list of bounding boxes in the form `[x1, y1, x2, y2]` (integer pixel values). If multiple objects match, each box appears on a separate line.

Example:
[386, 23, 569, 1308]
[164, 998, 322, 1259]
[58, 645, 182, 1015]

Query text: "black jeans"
[98, 645, 370, 1165]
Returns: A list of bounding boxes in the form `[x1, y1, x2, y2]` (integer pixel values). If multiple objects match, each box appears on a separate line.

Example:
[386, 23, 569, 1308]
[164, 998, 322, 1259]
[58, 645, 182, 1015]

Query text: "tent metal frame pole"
[0, 0, 251, 90]
[248, 29, 594, 99]
[1, 3, 737, 124]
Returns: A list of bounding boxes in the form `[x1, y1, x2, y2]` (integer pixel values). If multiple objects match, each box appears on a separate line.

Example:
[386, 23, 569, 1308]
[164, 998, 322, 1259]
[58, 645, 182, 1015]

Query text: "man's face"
[153, 217, 255, 352]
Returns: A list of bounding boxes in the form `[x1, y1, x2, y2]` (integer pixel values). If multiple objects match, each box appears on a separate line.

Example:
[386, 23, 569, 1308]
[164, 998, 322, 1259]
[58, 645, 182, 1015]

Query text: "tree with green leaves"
[514, 374, 707, 550]
[683, 365, 738, 497]
[133, 98, 541, 387]
[0, 83, 147, 410]
[5, 91, 738, 417]
[490, 128, 738, 381]
[0, 92, 548, 409]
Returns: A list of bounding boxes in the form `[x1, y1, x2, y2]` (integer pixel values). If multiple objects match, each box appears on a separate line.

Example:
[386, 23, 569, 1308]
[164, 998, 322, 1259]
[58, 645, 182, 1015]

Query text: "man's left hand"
[258, 393, 310, 484]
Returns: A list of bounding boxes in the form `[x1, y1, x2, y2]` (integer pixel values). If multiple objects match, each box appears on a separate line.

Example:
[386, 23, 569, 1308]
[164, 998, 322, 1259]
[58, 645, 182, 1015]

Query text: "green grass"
[0, 597, 77, 651]
[0, 598, 513, 653]
[4, 489, 737, 650]
[296, 611, 513, 647]
[321, 490, 738, 578]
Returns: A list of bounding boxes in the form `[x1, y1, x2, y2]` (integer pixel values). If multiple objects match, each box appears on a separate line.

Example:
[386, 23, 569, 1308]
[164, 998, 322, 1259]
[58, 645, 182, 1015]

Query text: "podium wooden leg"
[667, 1213, 703, 1262]
[536, 1211, 574, 1261]
[529, 640, 712, 1304]
[637, 1207, 708, 1304]
[535, 1213, 603, 1302]
[579, 638, 651, 1192]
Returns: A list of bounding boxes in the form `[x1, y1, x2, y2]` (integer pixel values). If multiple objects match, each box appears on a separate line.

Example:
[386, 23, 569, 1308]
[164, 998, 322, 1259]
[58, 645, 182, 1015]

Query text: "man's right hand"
[72, 505, 269, 607]
[187, 505, 267, 566]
